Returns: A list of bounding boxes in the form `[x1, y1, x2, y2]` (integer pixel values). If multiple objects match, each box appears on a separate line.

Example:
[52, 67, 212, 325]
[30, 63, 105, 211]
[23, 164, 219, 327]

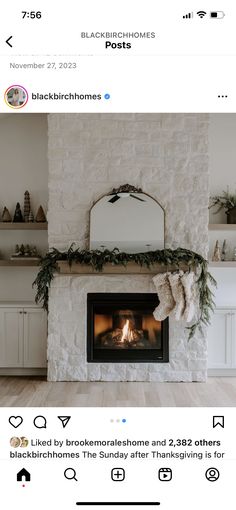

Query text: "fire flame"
[121, 319, 134, 343]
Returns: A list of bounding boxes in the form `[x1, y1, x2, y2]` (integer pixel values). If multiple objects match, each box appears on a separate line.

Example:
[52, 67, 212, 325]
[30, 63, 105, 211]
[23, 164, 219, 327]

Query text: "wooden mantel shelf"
[0, 222, 48, 230]
[0, 260, 40, 267]
[58, 261, 189, 275]
[209, 224, 236, 231]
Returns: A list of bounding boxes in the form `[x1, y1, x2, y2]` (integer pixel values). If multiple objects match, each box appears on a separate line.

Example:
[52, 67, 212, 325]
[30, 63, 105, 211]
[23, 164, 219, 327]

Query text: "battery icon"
[210, 11, 225, 18]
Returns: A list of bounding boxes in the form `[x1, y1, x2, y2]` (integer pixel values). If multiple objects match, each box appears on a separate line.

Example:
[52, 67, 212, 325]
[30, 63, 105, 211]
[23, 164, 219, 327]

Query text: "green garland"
[33, 245, 216, 340]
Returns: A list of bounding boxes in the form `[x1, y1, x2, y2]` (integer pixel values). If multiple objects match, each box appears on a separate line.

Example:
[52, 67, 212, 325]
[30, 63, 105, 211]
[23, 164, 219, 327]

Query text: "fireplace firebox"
[87, 293, 169, 362]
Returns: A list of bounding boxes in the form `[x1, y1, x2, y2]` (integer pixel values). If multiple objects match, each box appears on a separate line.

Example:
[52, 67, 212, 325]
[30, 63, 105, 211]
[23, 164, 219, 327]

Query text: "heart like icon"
[9, 416, 23, 428]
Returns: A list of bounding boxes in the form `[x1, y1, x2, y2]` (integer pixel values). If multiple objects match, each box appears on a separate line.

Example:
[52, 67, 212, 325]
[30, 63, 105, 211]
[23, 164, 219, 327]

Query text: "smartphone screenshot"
[0, 1, 235, 509]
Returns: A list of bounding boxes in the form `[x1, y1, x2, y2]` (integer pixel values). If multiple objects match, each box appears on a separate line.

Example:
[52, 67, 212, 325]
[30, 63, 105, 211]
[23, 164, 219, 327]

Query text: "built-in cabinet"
[208, 307, 236, 375]
[0, 303, 47, 373]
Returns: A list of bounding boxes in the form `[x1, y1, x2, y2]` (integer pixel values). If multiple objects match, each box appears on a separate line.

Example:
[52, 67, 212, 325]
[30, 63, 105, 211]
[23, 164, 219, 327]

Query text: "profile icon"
[20, 437, 29, 448]
[10, 437, 21, 448]
[10, 436, 29, 448]
[4, 85, 28, 109]
[205, 467, 220, 482]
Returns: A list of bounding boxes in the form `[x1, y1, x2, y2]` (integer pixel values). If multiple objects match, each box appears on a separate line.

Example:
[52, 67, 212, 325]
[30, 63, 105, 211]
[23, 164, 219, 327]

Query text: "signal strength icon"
[183, 12, 193, 19]
[197, 10, 207, 18]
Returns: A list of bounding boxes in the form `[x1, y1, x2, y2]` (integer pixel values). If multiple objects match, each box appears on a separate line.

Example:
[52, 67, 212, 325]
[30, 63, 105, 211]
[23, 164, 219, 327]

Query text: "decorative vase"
[212, 240, 221, 262]
[226, 205, 236, 224]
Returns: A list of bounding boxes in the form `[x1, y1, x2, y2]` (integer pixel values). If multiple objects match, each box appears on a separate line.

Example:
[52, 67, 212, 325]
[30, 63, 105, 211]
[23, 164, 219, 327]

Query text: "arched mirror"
[90, 184, 165, 253]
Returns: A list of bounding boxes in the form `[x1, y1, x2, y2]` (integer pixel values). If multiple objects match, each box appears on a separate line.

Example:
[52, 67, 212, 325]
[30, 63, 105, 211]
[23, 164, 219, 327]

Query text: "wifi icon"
[197, 10, 207, 18]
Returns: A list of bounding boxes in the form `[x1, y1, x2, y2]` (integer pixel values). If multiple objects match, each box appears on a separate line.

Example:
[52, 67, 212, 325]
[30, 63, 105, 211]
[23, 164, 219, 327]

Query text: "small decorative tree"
[210, 189, 236, 224]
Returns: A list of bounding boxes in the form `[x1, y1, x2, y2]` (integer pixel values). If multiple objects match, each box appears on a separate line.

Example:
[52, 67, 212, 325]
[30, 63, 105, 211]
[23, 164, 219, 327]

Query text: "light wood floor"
[0, 377, 236, 406]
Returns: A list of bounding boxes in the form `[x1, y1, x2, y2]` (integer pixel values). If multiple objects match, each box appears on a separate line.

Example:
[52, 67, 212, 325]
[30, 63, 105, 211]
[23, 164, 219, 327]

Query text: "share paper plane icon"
[58, 416, 71, 428]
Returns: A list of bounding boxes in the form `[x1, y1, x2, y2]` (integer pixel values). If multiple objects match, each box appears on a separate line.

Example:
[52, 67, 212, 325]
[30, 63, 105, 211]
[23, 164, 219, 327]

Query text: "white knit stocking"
[168, 271, 186, 321]
[181, 271, 196, 323]
[152, 272, 175, 321]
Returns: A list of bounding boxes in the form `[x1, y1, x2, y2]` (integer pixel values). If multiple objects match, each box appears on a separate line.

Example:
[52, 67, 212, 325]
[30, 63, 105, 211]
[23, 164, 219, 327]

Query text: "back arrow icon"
[6, 36, 13, 48]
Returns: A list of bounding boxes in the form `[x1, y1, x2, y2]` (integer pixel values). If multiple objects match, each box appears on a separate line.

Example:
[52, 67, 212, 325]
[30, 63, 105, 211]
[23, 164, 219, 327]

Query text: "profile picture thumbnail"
[10, 436, 29, 448]
[4, 85, 28, 109]
[10, 436, 21, 448]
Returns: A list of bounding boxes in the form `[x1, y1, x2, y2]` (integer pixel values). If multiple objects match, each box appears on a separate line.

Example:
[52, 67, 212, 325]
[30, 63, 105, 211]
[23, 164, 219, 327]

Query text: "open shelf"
[209, 224, 236, 231]
[209, 261, 236, 267]
[0, 260, 40, 267]
[0, 222, 47, 230]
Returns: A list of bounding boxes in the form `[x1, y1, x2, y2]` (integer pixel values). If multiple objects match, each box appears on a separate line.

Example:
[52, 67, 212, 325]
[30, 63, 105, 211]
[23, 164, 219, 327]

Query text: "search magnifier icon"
[64, 468, 78, 481]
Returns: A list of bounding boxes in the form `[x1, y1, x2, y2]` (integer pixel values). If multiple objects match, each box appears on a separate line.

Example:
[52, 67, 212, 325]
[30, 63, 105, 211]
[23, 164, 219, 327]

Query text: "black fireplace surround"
[87, 293, 169, 363]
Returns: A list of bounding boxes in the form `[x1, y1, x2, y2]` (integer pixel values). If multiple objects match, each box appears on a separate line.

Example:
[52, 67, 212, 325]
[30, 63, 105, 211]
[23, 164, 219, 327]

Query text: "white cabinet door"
[0, 308, 24, 367]
[207, 309, 232, 369]
[231, 312, 236, 368]
[23, 309, 47, 368]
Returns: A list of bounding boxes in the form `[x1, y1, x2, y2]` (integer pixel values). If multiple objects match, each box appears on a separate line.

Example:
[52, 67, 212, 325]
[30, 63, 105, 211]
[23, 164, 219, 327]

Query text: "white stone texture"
[48, 275, 207, 382]
[48, 113, 209, 382]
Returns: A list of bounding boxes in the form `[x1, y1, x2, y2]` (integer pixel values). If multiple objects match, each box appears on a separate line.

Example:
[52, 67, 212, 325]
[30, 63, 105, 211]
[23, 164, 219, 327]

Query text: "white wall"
[209, 114, 236, 223]
[208, 114, 236, 326]
[209, 114, 236, 261]
[210, 267, 236, 307]
[0, 114, 48, 301]
[0, 114, 48, 215]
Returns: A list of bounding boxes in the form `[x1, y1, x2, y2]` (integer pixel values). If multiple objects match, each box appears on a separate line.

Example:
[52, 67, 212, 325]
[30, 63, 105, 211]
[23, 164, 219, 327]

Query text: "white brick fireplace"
[47, 113, 209, 382]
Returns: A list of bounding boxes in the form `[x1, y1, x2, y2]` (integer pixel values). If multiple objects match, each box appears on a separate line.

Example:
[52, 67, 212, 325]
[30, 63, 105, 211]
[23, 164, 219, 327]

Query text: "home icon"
[17, 468, 31, 482]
